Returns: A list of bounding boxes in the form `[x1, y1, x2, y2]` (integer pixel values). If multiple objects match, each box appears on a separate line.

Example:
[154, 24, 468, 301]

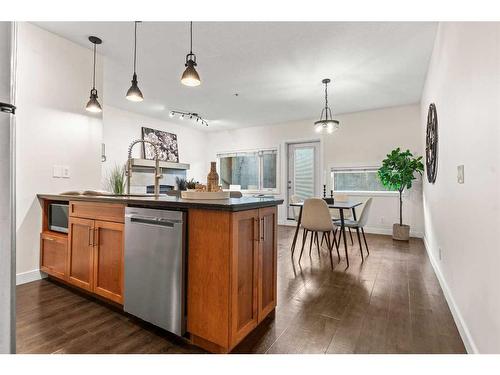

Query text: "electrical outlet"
[62, 166, 70, 179]
[438, 247, 442, 261]
[52, 165, 62, 178]
[457, 165, 464, 184]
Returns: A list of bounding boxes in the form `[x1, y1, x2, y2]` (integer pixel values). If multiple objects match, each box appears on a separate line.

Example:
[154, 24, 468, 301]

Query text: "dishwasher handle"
[127, 215, 181, 228]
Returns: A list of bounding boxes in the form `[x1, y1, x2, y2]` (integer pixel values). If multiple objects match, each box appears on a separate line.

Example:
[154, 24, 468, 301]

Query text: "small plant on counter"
[176, 177, 187, 191]
[378, 148, 423, 241]
[186, 178, 199, 190]
[106, 164, 126, 195]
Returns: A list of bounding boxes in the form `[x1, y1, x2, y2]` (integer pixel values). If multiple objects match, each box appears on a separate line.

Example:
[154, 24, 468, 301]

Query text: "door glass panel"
[293, 147, 315, 201]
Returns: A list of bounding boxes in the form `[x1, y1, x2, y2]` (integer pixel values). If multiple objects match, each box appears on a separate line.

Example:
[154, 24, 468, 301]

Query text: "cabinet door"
[67, 217, 94, 291]
[258, 206, 278, 322]
[40, 232, 67, 280]
[230, 209, 260, 346]
[93, 220, 124, 304]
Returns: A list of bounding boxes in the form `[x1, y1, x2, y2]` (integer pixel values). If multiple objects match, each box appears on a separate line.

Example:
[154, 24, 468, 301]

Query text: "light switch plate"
[457, 165, 464, 184]
[53, 165, 62, 178]
[62, 166, 70, 178]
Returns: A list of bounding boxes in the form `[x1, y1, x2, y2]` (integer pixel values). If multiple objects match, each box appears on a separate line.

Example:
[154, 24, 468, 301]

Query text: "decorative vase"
[207, 162, 219, 192]
[393, 224, 410, 241]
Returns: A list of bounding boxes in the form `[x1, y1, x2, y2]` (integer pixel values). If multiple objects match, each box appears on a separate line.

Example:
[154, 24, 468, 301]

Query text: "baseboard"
[279, 220, 423, 238]
[16, 269, 46, 285]
[423, 236, 478, 354]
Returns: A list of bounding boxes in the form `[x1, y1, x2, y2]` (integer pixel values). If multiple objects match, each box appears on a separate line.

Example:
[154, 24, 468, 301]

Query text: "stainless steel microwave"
[48, 203, 69, 233]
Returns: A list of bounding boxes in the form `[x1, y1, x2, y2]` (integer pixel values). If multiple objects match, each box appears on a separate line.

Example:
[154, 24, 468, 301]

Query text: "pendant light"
[86, 36, 103, 113]
[314, 78, 339, 134]
[181, 21, 201, 87]
[126, 21, 144, 101]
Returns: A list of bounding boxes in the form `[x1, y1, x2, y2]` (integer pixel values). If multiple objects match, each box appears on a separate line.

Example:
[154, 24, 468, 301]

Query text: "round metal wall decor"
[426, 103, 438, 183]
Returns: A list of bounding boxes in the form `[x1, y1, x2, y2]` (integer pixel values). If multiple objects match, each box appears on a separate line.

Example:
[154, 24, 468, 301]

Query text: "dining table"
[289, 199, 363, 267]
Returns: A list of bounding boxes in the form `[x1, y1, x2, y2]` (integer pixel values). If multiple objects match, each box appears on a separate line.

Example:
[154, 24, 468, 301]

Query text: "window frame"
[330, 166, 398, 196]
[217, 148, 280, 194]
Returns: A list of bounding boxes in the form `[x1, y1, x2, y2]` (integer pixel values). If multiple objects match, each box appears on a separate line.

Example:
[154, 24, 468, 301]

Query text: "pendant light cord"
[133, 21, 138, 74]
[324, 81, 329, 120]
[92, 42, 96, 90]
[190, 21, 193, 54]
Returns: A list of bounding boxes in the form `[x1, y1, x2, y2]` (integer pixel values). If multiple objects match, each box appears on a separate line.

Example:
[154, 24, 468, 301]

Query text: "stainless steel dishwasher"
[124, 207, 186, 336]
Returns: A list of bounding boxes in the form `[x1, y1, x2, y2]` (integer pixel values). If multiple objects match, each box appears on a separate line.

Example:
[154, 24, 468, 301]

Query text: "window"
[218, 149, 278, 192]
[331, 167, 390, 193]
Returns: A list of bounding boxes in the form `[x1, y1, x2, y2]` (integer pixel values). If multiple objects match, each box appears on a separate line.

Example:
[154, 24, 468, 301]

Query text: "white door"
[0, 21, 15, 354]
[286, 142, 320, 220]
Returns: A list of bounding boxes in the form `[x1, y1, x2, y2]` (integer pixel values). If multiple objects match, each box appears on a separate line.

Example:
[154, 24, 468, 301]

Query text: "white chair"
[299, 198, 340, 269]
[334, 198, 373, 261]
[290, 195, 302, 221]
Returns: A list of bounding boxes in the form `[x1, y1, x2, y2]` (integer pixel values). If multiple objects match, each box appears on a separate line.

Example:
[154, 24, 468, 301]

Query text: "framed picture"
[141, 127, 179, 162]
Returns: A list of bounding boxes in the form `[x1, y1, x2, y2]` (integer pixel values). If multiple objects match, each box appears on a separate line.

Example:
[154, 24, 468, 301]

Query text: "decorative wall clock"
[426, 103, 438, 183]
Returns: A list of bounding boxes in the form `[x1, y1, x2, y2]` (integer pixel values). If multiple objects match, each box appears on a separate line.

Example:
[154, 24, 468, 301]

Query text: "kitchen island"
[37, 194, 283, 353]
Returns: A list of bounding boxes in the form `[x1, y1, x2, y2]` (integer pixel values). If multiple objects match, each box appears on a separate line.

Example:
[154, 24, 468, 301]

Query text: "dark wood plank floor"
[17, 226, 466, 354]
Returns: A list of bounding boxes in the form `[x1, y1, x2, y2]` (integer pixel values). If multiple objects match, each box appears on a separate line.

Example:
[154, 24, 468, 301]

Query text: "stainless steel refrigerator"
[0, 21, 16, 354]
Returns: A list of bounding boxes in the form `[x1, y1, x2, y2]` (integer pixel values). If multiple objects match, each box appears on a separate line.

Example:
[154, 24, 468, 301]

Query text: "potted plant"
[106, 164, 126, 195]
[378, 148, 424, 241]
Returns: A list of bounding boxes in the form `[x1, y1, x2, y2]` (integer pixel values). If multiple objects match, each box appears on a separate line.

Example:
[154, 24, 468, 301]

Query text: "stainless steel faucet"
[126, 139, 162, 197]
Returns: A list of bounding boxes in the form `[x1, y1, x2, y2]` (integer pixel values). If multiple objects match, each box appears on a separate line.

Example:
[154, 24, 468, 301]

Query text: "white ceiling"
[35, 22, 437, 131]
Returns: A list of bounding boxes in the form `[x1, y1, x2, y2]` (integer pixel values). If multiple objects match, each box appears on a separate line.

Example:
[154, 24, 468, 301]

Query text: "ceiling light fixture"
[314, 78, 339, 134]
[181, 21, 201, 87]
[85, 36, 103, 113]
[126, 21, 144, 102]
[169, 110, 208, 126]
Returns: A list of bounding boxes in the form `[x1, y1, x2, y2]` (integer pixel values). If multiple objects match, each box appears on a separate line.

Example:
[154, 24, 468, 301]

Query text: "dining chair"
[321, 193, 354, 246]
[289, 195, 303, 256]
[334, 197, 372, 261]
[299, 198, 339, 269]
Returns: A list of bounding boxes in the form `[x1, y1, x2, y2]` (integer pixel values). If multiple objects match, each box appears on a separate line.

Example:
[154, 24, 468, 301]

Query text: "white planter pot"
[392, 224, 410, 241]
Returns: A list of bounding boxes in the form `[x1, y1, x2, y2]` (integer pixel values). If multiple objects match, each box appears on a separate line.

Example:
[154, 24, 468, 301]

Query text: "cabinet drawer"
[69, 201, 125, 223]
[40, 232, 68, 280]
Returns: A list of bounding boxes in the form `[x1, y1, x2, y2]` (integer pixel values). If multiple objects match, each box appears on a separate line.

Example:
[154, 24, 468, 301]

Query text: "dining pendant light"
[126, 21, 144, 102]
[181, 22, 201, 87]
[314, 78, 339, 134]
[86, 36, 103, 113]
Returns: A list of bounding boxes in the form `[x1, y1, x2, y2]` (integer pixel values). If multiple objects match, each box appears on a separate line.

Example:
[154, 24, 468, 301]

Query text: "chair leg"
[348, 227, 354, 245]
[309, 231, 314, 256]
[335, 229, 341, 262]
[321, 232, 326, 246]
[355, 227, 364, 261]
[315, 232, 321, 257]
[361, 227, 369, 255]
[325, 232, 334, 269]
[299, 229, 308, 262]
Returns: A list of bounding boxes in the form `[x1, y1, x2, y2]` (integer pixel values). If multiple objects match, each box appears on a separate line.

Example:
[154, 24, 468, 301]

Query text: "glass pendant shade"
[181, 58, 201, 86]
[126, 73, 144, 102]
[314, 78, 339, 134]
[86, 89, 102, 113]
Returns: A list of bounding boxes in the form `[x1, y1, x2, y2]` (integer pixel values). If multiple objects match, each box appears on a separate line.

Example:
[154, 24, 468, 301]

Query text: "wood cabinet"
[93, 220, 124, 304]
[188, 206, 278, 353]
[40, 232, 68, 279]
[41, 200, 125, 305]
[67, 203, 125, 304]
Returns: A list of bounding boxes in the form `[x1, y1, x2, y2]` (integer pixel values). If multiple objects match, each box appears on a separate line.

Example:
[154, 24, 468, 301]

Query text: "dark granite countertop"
[37, 193, 284, 212]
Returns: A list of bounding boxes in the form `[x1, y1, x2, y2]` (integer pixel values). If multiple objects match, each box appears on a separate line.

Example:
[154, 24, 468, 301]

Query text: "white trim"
[422, 235, 478, 354]
[16, 269, 46, 285]
[279, 220, 423, 238]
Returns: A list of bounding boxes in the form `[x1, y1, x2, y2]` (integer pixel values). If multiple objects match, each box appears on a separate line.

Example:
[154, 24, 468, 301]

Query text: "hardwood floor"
[16, 226, 466, 354]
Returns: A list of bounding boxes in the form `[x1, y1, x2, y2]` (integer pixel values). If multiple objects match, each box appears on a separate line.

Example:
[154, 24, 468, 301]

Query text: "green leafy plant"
[186, 178, 199, 190]
[106, 164, 126, 195]
[378, 148, 424, 226]
[176, 177, 187, 191]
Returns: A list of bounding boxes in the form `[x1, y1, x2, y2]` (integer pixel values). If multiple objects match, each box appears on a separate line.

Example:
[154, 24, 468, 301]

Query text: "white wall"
[206, 104, 424, 236]
[15, 23, 103, 282]
[421, 22, 500, 353]
[101, 105, 207, 190]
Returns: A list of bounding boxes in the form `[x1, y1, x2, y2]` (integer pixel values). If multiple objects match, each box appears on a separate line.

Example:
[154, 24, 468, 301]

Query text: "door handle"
[88, 227, 93, 246]
[260, 218, 265, 242]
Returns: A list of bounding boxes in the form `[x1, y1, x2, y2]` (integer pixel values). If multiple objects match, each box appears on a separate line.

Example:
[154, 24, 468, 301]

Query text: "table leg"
[291, 206, 303, 257]
[339, 209, 349, 268]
